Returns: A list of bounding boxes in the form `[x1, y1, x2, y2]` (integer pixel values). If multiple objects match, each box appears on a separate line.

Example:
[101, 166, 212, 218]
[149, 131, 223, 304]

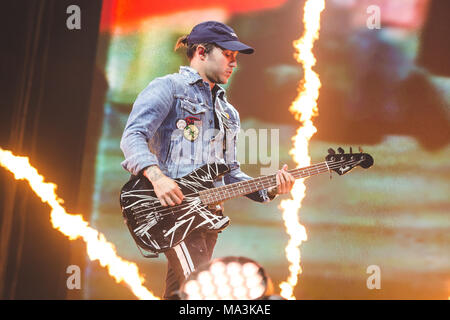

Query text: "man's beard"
[205, 69, 226, 85]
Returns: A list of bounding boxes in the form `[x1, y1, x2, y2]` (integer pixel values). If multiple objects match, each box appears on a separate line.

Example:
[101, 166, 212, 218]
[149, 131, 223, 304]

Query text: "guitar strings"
[203, 161, 331, 199]
[132, 159, 360, 220]
[131, 159, 362, 221]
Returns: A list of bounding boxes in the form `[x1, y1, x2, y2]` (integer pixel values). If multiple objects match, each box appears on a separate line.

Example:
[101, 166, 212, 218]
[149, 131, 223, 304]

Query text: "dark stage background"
[0, 0, 103, 299]
[0, 0, 449, 300]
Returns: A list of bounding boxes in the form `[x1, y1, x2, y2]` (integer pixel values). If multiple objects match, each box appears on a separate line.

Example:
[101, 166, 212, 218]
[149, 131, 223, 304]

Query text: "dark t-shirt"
[212, 85, 220, 130]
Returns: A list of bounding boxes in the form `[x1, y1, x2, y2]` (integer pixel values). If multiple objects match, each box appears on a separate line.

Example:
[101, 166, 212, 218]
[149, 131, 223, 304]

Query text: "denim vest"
[120, 66, 270, 202]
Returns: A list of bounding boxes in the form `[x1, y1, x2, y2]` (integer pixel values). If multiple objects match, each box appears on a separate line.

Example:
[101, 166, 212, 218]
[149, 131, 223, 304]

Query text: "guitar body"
[120, 163, 231, 254]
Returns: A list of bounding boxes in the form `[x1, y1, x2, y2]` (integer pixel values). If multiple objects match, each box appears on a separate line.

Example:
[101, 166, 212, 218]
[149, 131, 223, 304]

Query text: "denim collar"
[179, 66, 203, 84]
[179, 66, 226, 97]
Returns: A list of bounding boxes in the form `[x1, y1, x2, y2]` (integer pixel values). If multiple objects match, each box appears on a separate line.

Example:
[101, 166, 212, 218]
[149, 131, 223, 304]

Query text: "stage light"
[180, 256, 274, 300]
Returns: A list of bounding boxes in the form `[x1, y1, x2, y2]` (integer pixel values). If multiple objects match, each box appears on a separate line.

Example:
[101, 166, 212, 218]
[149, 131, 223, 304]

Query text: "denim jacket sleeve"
[222, 112, 275, 203]
[120, 76, 173, 176]
[224, 164, 275, 203]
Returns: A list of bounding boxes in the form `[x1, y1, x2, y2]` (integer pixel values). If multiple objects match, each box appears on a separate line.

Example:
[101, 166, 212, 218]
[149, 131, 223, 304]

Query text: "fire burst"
[279, 0, 325, 300]
[0, 147, 159, 300]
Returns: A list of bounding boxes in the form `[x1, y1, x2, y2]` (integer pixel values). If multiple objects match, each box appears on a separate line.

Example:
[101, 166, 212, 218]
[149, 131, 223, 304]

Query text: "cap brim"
[215, 40, 254, 54]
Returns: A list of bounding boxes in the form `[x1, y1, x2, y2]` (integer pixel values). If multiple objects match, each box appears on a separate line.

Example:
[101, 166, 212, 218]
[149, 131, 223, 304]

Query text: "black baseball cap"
[187, 21, 254, 54]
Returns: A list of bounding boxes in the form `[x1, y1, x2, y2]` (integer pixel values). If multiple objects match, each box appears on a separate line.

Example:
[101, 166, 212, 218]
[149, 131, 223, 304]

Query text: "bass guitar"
[119, 147, 373, 257]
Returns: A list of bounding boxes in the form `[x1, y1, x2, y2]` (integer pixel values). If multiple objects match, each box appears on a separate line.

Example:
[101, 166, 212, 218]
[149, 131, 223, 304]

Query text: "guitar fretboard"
[199, 161, 331, 205]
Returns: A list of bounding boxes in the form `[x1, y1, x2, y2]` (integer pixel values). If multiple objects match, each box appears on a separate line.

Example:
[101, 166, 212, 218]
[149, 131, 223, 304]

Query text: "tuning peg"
[337, 147, 344, 154]
[358, 146, 363, 153]
[328, 148, 335, 155]
[350, 147, 353, 154]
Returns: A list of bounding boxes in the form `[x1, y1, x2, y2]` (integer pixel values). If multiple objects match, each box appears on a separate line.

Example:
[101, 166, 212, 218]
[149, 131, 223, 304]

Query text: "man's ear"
[197, 46, 206, 60]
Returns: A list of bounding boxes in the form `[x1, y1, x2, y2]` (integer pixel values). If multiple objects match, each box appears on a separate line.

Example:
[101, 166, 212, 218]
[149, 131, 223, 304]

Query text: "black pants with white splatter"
[163, 229, 219, 299]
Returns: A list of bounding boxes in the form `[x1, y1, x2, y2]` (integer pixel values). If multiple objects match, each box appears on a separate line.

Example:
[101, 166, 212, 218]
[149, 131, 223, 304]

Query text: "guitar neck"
[199, 161, 331, 205]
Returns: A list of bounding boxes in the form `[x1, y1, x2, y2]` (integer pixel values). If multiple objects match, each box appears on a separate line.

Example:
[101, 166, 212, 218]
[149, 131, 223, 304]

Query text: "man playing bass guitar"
[120, 21, 295, 299]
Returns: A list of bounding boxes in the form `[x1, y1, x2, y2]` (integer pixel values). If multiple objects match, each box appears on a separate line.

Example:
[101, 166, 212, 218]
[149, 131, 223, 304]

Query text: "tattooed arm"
[143, 165, 184, 207]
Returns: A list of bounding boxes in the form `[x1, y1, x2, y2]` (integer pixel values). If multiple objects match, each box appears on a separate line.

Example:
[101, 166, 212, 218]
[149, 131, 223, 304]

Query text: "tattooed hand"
[143, 165, 184, 206]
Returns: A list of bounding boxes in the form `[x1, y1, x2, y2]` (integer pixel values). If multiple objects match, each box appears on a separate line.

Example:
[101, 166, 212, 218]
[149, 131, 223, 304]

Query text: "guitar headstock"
[325, 147, 374, 175]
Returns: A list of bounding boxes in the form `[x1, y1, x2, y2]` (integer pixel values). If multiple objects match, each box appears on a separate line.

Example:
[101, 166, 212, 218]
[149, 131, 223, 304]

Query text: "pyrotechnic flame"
[279, 0, 325, 300]
[0, 147, 159, 300]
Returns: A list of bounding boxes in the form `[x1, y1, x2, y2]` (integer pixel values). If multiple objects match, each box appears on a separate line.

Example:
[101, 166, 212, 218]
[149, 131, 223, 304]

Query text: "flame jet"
[0, 147, 159, 300]
[279, 0, 325, 300]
